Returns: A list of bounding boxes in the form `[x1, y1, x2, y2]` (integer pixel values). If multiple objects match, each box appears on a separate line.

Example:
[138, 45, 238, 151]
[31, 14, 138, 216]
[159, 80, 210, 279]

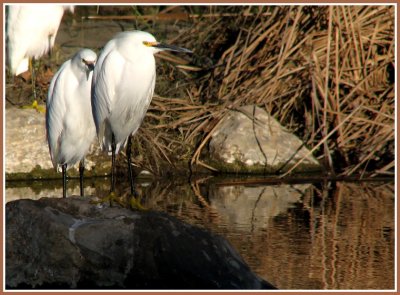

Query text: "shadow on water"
[5, 175, 395, 290]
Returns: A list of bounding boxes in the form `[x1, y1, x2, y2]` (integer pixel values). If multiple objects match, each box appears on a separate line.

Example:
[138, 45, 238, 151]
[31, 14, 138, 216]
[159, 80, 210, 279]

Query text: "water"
[5, 177, 395, 290]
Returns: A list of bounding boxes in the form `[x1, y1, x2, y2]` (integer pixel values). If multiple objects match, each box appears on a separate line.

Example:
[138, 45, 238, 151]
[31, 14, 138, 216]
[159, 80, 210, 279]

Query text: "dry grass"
[7, 5, 392, 177]
[132, 5, 394, 177]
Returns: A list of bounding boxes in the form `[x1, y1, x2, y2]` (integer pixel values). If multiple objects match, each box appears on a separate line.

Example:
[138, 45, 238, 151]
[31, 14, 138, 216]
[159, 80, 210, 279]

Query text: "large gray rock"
[6, 197, 276, 289]
[5, 108, 109, 177]
[209, 105, 321, 173]
[6, 108, 52, 173]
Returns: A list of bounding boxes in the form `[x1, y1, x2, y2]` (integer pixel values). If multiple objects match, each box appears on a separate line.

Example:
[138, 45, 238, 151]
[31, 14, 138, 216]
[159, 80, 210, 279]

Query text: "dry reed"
[7, 5, 391, 177]
[132, 5, 394, 177]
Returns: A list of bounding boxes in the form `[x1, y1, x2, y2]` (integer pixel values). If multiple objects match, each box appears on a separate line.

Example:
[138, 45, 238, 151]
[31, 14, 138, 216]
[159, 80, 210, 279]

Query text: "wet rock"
[5, 185, 95, 203]
[5, 108, 109, 178]
[208, 105, 321, 174]
[6, 197, 276, 289]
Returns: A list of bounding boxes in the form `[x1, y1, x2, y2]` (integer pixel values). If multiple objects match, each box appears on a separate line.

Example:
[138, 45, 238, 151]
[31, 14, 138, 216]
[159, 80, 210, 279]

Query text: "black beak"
[86, 62, 95, 71]
[153, 43, 192, 54]
[84, 61, 95, 80]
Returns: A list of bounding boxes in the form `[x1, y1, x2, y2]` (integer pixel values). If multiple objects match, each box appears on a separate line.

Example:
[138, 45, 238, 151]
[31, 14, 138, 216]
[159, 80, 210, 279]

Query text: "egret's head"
[75, 49, 97, 79]
[123, 30, 192, 55]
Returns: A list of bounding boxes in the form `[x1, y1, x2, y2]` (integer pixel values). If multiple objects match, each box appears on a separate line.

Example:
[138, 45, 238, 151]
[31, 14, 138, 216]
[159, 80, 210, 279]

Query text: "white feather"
[6, 4, 74, 75]
[46, 49, 97, 171]
[92, 31, 157, 155]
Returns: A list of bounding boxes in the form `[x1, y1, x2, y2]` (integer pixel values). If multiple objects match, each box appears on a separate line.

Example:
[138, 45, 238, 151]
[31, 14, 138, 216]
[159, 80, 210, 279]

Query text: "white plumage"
[46, 49, 97, 172]
[91, 30, 191, 195]
[92, 31, 157, 155]
[6, 4, 74, 75]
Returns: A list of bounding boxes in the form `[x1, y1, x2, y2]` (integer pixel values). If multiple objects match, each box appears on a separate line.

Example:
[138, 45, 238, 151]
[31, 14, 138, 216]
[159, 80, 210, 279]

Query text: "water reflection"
[208, 183, 309, 231]
[5, 177, 394, 290]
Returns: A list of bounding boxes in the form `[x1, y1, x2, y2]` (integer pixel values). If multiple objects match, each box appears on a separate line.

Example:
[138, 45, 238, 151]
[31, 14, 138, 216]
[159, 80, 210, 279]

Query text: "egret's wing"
[46, 60, 71, 168]
[109, 60, 155, 151]
[91, 40, 124, 150]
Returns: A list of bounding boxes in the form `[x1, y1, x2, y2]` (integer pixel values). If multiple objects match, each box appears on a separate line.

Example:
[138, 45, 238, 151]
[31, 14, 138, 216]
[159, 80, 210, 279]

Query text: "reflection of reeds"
[308, 182, 395, 289]
[226, 181, 394, 289]
[130, 5, 394, 177]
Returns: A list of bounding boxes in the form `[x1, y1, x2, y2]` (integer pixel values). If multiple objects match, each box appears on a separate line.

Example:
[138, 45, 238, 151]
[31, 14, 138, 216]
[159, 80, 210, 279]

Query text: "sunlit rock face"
[5, 108, 109, 177]
[209, 105, 321, 174]
[6, 108, 53, 173]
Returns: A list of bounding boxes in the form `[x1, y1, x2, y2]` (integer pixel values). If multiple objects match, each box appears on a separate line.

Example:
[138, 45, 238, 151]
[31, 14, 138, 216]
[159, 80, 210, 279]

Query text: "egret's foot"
[21, 100, 46, 113]
[90, 192, 125, 207]
[129, 194, 147, 211]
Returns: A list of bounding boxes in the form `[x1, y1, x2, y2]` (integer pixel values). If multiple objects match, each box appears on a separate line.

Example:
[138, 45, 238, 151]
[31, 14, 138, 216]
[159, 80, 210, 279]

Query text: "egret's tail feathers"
[98, 123, 126, 155]
[101, 142, 123, 156]
[115, 143, 123, 155]
[15, 58, 29, 76]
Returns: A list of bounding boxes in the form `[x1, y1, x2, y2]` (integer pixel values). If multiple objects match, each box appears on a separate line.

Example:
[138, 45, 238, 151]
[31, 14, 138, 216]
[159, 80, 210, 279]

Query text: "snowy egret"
[7, 4, 74, 109]
[46, 49, 97, 198]
[91, 30, 191, 198]
[6, 4, 74, 75]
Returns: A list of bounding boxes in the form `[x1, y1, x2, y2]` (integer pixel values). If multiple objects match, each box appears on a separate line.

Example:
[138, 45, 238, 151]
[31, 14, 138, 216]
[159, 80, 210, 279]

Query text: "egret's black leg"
[90, 134, 120, 207]
[111, 133, 116, 193]
[30, 58, 37, 101]
[79, 159, 85, 197]
[126, 136, 145, 210]
[62, 163, 67, 198]
[48, 35, 53, 59]
[126, 135, 136, 196]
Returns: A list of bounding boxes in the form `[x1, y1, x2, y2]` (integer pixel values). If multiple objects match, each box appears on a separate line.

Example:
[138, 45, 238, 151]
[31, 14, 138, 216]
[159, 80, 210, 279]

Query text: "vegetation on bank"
[6, 5, 394, 178]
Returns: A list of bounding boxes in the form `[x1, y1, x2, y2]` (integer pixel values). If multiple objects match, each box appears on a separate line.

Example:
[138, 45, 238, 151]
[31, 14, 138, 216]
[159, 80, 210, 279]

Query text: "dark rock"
[6, 197, 276, 289]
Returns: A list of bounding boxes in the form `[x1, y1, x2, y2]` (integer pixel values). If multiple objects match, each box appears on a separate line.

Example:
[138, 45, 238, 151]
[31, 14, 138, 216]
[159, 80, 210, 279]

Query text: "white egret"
[7, 4, 74, 108]
[46, 49, 97, 198]
[91, 30, 191, 198]
[6, 4, 74, 75]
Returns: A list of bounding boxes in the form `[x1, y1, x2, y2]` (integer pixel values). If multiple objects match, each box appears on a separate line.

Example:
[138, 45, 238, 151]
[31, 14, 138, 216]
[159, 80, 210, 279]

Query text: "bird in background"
[91, 30, 192, 205]
[46, 49, 97, 199]
[6, 4, 74, 110]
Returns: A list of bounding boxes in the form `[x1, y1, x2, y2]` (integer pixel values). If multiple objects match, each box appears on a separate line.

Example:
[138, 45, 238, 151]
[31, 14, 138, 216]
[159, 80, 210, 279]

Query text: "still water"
[6, 177, 395, 290]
